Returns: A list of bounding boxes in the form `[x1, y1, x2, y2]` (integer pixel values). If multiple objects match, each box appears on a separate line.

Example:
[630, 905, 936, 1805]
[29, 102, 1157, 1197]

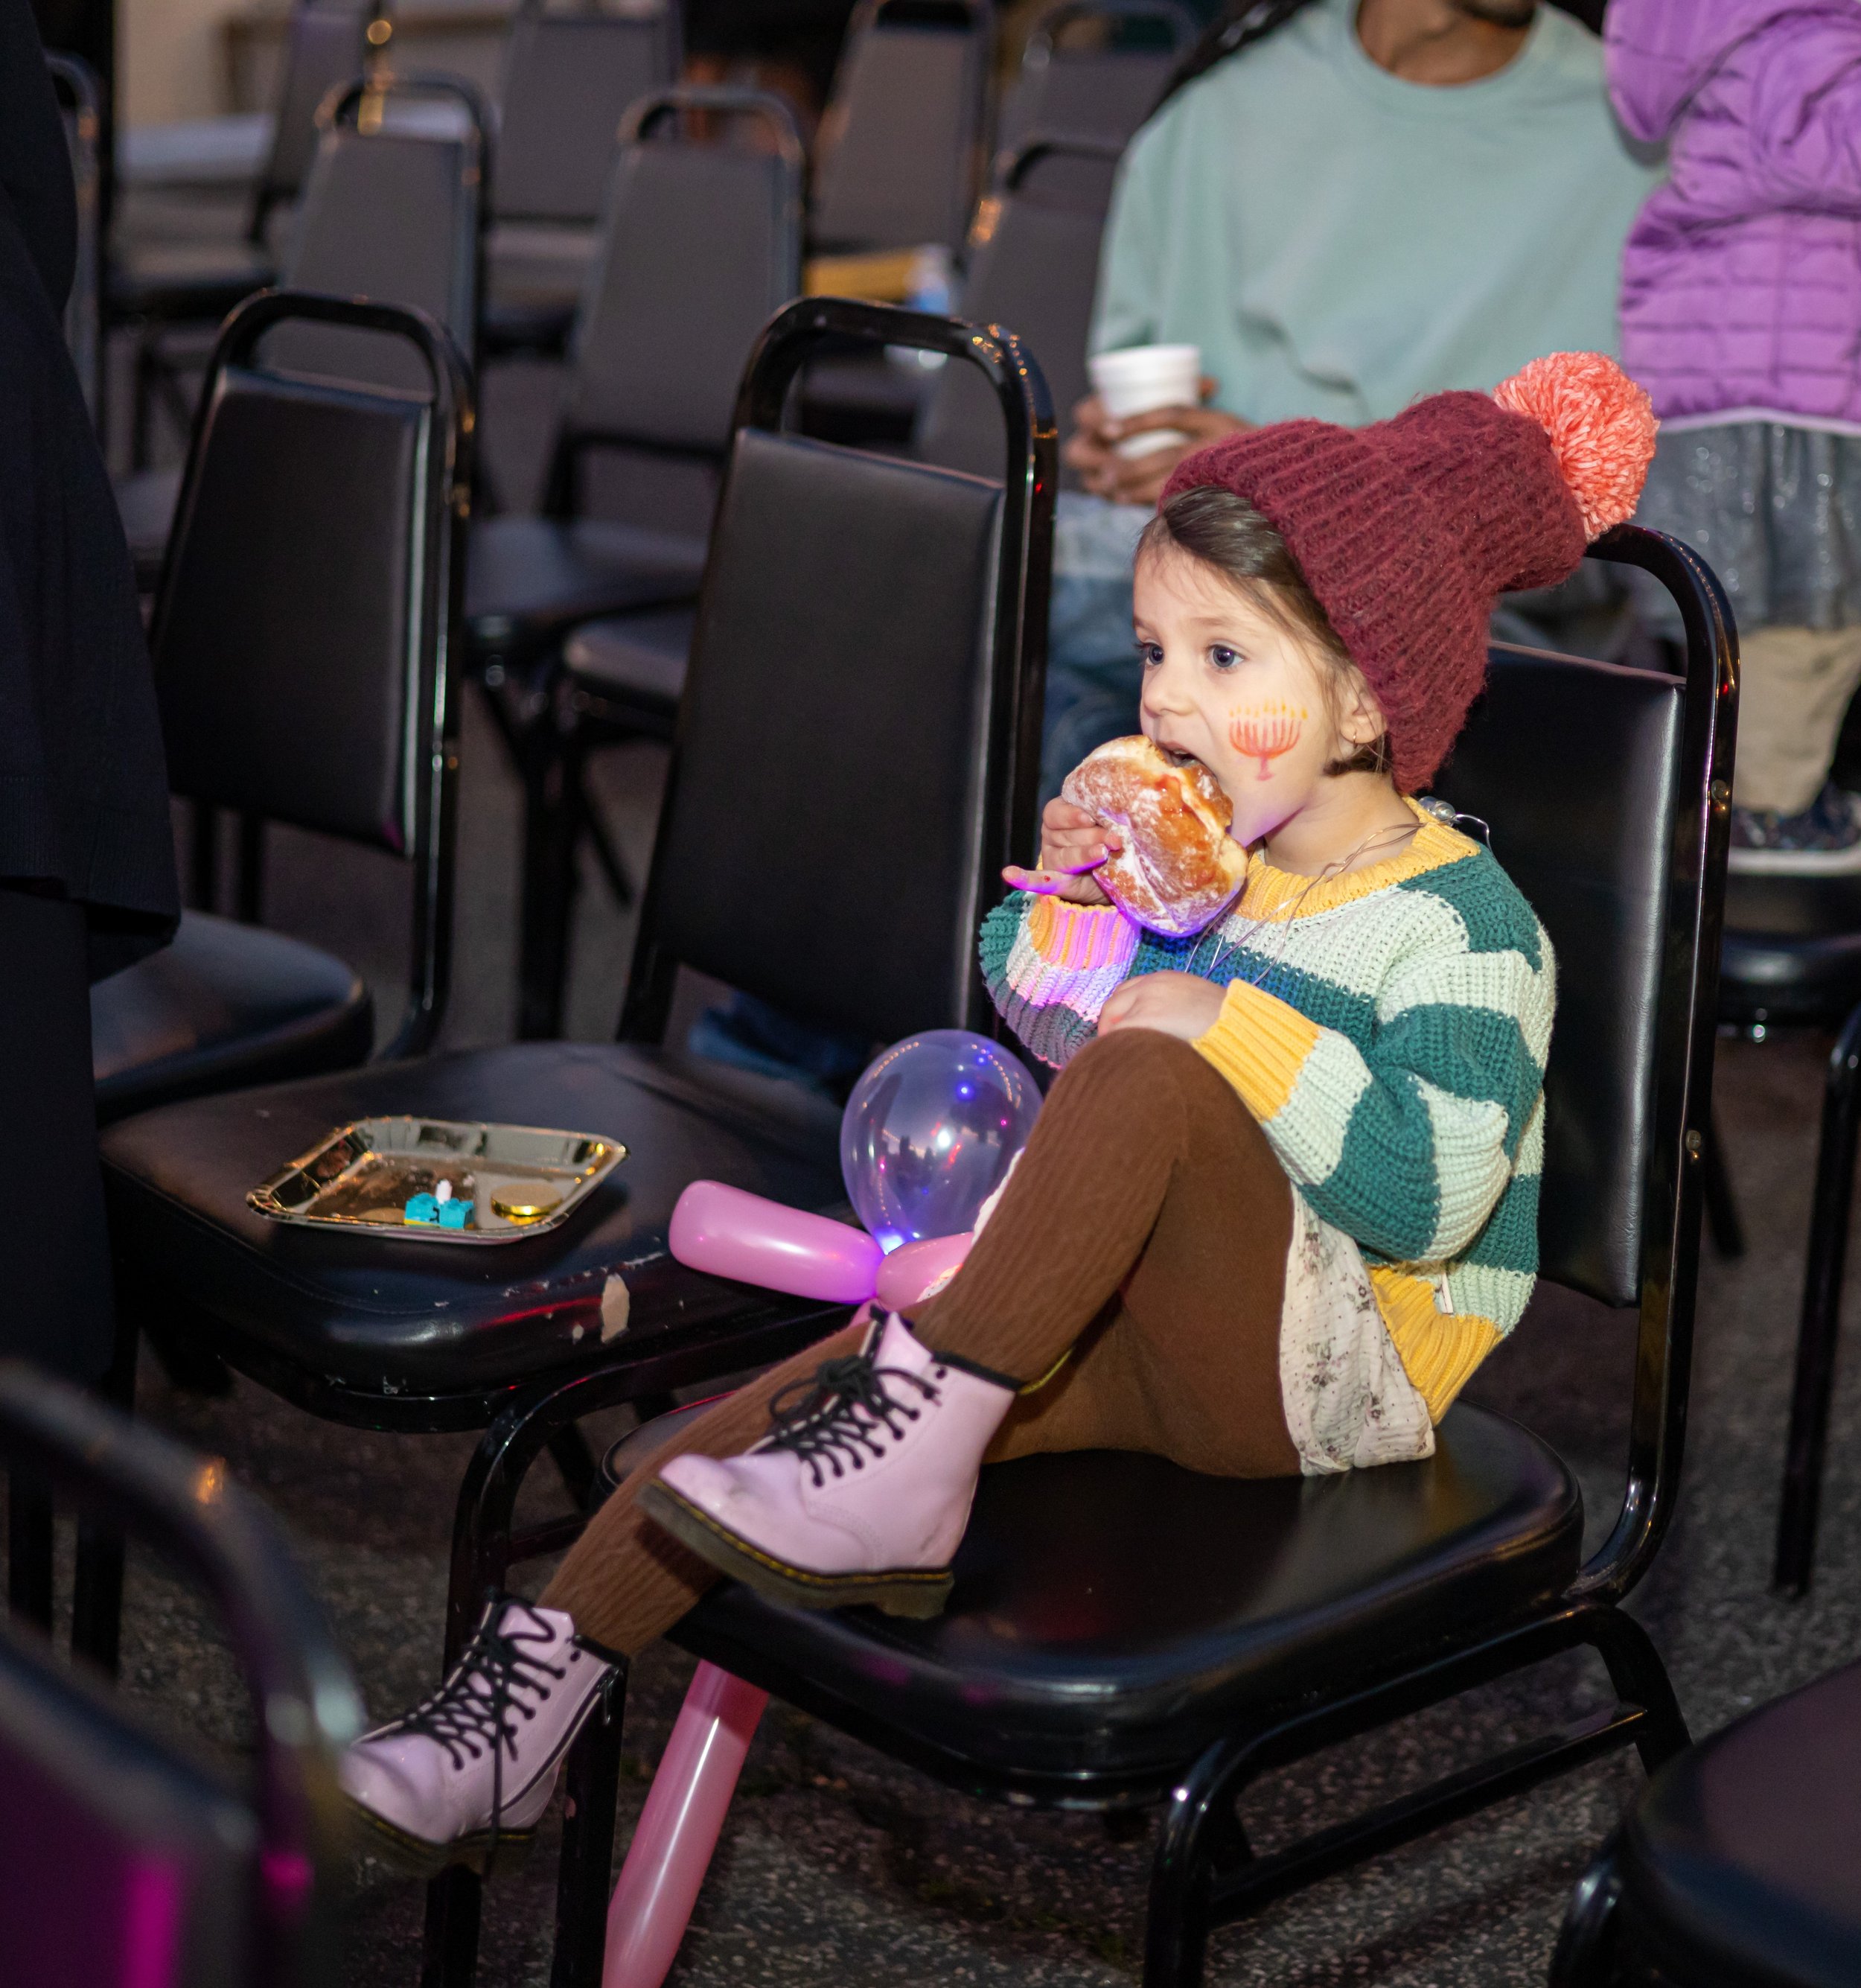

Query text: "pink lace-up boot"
[641, 1311, 1016, 1618]
[340, 1596, 616, 1877]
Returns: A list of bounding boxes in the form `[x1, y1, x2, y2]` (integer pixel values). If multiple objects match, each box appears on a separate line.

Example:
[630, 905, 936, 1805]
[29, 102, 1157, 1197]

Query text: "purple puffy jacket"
[1605, 0, 1861, 426]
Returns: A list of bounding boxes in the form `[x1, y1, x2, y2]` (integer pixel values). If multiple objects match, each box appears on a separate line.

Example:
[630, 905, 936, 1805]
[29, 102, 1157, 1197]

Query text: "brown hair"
[1137, 486, 1391, 777]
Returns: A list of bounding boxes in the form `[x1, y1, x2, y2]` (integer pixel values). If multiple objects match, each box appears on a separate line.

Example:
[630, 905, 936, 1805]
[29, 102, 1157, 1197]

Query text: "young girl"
[339, 353, 1654, 1877]
[1607, 0, 1861, 870]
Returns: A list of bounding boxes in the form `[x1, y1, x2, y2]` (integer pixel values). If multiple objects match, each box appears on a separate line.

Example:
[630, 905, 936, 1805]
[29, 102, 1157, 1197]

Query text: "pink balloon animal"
[668, 1181, 882, 1303]
[612, 1202, 980, 1985]
[604, 1663, 770, 1988]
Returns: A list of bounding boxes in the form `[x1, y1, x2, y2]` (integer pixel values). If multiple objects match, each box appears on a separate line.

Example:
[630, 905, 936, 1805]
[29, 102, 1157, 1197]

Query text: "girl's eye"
[1209, 645, 1242, 671]
[1136, 641, 1164, 669]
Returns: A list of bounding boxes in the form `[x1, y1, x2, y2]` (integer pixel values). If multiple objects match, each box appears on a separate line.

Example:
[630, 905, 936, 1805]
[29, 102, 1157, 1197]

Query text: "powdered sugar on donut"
[1062, 736, 1249, 937]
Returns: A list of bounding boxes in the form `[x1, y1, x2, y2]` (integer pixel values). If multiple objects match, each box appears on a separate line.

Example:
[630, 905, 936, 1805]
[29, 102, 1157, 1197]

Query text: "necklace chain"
[1231, 817, 1422, 990]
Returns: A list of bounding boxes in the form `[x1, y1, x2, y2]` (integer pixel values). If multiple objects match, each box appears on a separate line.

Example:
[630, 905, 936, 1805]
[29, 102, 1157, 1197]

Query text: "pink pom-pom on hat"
[1492, 351, 1658, 541]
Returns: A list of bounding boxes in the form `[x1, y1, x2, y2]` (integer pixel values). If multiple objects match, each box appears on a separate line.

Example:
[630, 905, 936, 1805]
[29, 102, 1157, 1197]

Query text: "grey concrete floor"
[80, 315, 1861, 1984]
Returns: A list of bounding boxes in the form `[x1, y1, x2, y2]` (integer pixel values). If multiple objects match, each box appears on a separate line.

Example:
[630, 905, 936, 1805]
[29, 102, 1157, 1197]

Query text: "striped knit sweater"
[980, 800, 1555, 1418]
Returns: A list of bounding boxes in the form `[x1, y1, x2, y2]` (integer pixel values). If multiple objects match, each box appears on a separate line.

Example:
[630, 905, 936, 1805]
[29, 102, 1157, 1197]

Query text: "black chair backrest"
[0, 1363, 362, 1988]
[250, 0, 377, 241]
[494, 1, 681, 227]
[45, 53, 102, 427]
[810, 0, 992, 254]
[620, 297, 1056, 1048]
[151, 293, 473, 1055]
[264, 77, 485, 395]
[917, 134, 1120, 481]
[1433, 526, 1736, 1599]
[997, 0, 1196, 152]
[557, 87, 802, 471]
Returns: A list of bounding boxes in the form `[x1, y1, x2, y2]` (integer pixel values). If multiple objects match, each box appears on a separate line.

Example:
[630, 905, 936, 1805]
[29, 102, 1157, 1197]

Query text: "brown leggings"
[543, 1028, 1301, 1653]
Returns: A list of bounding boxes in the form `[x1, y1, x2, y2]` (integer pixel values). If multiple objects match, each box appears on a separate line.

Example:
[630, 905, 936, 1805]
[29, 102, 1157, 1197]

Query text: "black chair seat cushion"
[646, 1404, 1582, 1792]
[466, 516, 708, 663]
[564, 605, 695, 709]
[1720, 872, 1861, 1025]
[92, 911, 372, 1127]
[1612, 1658, 1861, 1988]
[98, 1042, 847, 1400]
[106, 238, 276, 322]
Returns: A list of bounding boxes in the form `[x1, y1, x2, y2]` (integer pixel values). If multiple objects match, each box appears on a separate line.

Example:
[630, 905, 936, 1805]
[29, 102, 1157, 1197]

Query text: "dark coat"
[2, 0, 177, 976]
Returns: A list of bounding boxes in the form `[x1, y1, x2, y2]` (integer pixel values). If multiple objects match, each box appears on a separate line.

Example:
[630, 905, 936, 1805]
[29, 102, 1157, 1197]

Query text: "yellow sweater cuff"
[1193, 976, 1323, 1123]
[1369, 1269, 1504, 1420]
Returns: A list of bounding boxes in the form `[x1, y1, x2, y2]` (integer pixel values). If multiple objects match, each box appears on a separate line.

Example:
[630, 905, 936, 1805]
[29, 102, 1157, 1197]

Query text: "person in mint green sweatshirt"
[335, 356, 1656, 1878]
[1043, 0, 1663, 800]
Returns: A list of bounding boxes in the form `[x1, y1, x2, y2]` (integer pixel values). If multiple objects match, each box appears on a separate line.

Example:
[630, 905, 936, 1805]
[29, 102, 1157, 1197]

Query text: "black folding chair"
[117, 73, 488, 590]
[561, 125, 1116, 812]
[112, 0, 379, 465]
[92, 291, 472, 1130]
[809, 0, 993, 255]
[1714, 686, 1861, 1592]
[916, 131, 1122, 481]
[995, 0, 1197, 154]
[1552, 1654, 1861, 1988]
[0, 1363, 360, 1988]
[98, 296, 1053, 1985]
[562, 529, 1736, 1985]
[45, 52, 104, 430]
[466, 86, 804, 1033]
[482, 0, 682, 357]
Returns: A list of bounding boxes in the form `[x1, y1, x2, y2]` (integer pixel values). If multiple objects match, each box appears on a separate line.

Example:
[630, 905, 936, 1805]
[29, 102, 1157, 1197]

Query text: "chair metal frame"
[1001, 0, 1198, 153]
[0, 1364, 363, 1988]
[121, 1, 389, 465]
[492, 0, 684, 230]
[319, 68, 493, 384]
[809, 0, 995, 255]
[405, 294, 1056, 1987]
[1687, 548, 1861, 1599]
[457, 526, 1735, 1986]
[153, 289, 474, 1065]
[473, 86, 805, 1033]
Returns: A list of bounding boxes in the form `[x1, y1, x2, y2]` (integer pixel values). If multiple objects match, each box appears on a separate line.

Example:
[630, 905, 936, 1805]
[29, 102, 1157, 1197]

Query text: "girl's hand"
[1002, 798, 1120, 906]
[1098, 971, 1226, 1042]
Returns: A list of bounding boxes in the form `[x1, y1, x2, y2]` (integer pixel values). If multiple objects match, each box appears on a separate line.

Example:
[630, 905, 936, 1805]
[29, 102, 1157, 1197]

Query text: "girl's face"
[1132, 546, 1383, 848]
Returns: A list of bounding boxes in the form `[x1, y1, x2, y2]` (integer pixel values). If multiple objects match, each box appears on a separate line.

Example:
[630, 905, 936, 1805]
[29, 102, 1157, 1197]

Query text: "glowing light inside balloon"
[840, 1030, 1042, 1248]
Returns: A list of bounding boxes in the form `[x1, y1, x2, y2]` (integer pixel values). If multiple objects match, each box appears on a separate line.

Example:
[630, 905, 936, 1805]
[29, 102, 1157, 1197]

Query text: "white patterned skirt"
[1278, 1193, 1435, 1476]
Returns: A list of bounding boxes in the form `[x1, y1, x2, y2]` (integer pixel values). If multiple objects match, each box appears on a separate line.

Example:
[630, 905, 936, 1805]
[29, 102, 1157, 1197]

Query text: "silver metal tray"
[247, 1117, 626, 1244]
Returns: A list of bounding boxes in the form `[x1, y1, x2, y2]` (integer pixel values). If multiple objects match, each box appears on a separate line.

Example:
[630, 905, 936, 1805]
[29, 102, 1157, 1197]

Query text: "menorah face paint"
[1228, 701, 1307, 779]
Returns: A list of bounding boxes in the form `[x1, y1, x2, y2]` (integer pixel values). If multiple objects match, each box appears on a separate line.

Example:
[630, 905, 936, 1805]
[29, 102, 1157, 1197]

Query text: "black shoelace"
[764, 1351, 942, 1488]
[385, 1599, 568, 1870]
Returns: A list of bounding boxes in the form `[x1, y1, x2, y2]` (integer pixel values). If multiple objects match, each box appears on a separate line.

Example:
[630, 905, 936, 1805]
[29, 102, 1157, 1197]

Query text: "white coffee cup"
[1088, 343, 1203, 458]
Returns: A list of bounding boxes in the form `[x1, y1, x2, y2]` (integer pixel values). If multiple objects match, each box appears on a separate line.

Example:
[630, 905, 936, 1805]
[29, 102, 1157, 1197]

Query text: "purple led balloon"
[840, 1030, 1041, 1251]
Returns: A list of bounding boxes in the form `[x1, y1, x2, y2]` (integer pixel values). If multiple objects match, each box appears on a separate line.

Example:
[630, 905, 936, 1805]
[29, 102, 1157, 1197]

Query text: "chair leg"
[517, 682, 581, 1043]
[548, 1425, 601, 1513]
[421, 1867, 483, 1988]
[1775, 1001, 1861, 1595]
[1548, 1844, 1622, 1988]
[72, 1316, 138, 1677]
[577, 774, 634, 911]
[7, 1474, 54, 1631]
[1144, 1734, 1242, 1988]
[1701, 1109, 1745, 1260]
[550, 1662, 627, 1988]
[1585, 1606, 1688, 1771]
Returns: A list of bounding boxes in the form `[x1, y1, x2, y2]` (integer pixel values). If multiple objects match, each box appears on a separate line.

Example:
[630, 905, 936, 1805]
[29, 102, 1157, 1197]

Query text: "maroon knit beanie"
[1158, 352, 1658, 793]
